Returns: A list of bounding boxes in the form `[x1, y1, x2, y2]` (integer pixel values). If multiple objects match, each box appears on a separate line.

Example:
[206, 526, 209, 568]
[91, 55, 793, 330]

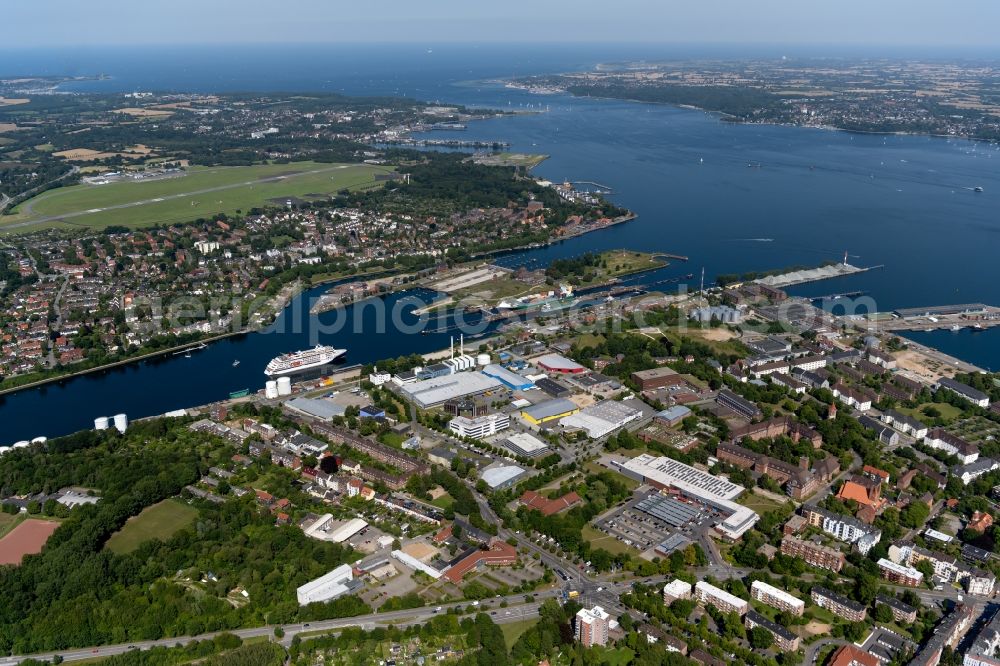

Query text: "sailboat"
[232, 360, 240, 367]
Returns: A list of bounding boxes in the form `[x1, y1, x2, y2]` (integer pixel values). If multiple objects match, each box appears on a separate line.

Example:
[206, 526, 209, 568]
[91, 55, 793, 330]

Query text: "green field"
[581, 524, 638, 556]
[738, 490, 791, 515]
[3, 161, 395, 233]
[500, 618, 536, 649]
[898, 402, 964, 423]
[0, 512, 25, 539]
[106, 498, 198, 554]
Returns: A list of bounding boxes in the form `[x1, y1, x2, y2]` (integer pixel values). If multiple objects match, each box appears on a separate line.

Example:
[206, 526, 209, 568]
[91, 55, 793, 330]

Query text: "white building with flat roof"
[399, 372, 504, 408]
[750, 580, 805, 616]
[303, 515, 369, 543]
[575, 606, 610, 647]
[503, 432, 550, 457]
[663, 579, 694, 604]
[695, 581, 749, 616]
[449, 412, 510, 439]
[617, 454, 758, 539]
[560, 400, 643, 439]
[296, 564, 356, 605]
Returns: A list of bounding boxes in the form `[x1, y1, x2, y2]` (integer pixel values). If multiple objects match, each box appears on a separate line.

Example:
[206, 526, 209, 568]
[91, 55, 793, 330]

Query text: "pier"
[756, 262, 882, 289]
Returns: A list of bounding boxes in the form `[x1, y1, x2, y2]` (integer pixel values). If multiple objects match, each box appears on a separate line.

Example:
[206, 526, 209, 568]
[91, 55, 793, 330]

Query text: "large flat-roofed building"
[780, 535, 845, 572]
[560, 400, 643, 438]
[303, 515, 368, 543]
[877, 558, 924, 586]
[520, 398, 580, 425]
[481, 364, 534, 391]
[480, 463, 527, 490]
[448, 412, 510, 439]
[503, 432, 550, 458]
[296, 564, 361, 605]
[536, 353, 588, 375]
[616, 454, 759, 540]
[811, 586, 866, 622]
[695, 581, 749, 615]
[399, 372, 504, 408]
[744, 611, 800, 652]
[631, 367, 683, 391]
[894, 304, 989, 319]
[750, 581, 804, 616]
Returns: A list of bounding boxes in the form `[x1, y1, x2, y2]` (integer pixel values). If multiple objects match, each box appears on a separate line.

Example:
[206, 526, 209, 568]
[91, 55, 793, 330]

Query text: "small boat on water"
[232, 360, 240, 367]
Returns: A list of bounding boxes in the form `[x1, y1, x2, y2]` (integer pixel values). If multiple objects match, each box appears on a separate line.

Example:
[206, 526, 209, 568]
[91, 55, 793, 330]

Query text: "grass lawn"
[0, 512, 25, 539]
[430, 493, 454, 510]
[738, 490, 790, 515]
[3, 161, 394, 233]
[378, 431, 406, 448]
[500, 618, 537, 649]
[584, 462, 639, 491]
[581, 524, 638, 556]
[574, 332, 606, 349]
[898, 402, 963, 423]
[589, 647, 635, 666]
[599, 250, 667, 278]
[106, 498, 199, 554]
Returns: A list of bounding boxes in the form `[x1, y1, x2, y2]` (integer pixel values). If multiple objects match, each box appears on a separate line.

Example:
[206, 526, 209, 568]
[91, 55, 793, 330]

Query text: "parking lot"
[592, 491, 719, 554]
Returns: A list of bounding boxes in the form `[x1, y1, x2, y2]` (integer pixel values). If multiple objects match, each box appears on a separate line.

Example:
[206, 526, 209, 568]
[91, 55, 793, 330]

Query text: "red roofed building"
[836, 476, 885, 512]
[519, 490, 583, 516]
[968, 511, 994, 533]
[443, 539, 518, 583]
[862, 465, 890, 485]
[433, 525, 453, 543]
[827, 645, 880, 666]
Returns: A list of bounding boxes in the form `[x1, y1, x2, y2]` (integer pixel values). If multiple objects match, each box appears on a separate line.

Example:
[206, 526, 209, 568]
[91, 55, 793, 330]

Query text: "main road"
[1, 590, 557, 666]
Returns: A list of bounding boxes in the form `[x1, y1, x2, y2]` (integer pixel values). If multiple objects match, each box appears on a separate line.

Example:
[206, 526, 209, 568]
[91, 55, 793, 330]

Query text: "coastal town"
[6, 238, 1000, 666]
[4, 26, 1000, 666]
[507, 59, 1000, 141]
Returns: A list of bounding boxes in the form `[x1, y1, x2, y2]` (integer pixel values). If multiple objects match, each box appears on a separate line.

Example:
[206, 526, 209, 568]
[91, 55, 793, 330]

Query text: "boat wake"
[729, 238, 775, 242]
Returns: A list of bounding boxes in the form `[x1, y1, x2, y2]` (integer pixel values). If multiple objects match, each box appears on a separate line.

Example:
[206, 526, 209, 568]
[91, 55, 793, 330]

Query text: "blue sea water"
[2, 43, 1000, 442]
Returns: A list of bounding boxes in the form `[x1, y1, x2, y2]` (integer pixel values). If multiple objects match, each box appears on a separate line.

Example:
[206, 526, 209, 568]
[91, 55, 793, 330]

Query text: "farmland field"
[0, 518, 60, 565]
[106, 498, 198, 554]
[2, 161, 396, 233]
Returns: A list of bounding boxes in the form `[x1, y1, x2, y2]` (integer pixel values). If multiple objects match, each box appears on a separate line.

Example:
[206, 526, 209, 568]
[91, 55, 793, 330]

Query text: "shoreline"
[504, 81, 1000, 145]
[0, 212, 639, 400]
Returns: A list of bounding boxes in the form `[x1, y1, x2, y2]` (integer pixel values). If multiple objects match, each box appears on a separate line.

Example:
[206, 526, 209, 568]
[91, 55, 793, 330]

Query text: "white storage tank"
[476, 353, 491, 367]
[265, 380, 279, 399]
[31, 436, 47, 445]
[277, 376, 292, 396]
[94, 416, 110, 431]
[13, 441, 29, 449]
[113, 413, 128, 434]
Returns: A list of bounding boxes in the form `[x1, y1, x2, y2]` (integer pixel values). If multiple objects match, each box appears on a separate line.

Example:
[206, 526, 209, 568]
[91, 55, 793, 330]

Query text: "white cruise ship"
[264, 345, 346, 377]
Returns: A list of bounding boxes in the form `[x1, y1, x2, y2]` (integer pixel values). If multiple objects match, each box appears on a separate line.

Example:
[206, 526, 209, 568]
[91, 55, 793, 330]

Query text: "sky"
[5, 0, 1000, 49]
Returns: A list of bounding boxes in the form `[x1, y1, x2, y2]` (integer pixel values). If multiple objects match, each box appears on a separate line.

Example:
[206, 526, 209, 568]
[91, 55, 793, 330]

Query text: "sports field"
[0, 518, 60, 565]
[106, 498, 198, 554]
[3, 161, 396, 234]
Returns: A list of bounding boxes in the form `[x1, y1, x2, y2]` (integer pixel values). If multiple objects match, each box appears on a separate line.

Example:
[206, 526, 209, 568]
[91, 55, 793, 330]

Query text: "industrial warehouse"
[616, 454, 759, 539]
